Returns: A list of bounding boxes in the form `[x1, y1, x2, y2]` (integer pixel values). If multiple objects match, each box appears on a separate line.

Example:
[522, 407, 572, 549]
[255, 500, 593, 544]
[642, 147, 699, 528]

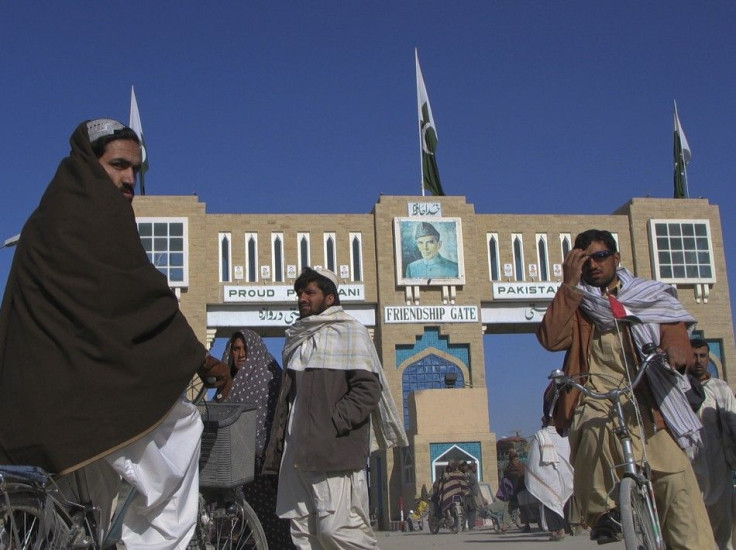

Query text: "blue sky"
[2, 2, 735, 438]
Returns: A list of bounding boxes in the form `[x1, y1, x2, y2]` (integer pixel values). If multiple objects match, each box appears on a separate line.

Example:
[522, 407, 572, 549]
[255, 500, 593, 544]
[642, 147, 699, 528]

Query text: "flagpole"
[415, 48, 425, 197]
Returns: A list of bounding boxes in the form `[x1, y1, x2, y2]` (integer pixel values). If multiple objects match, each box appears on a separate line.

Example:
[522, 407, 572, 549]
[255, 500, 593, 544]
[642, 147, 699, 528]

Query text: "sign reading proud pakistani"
[224, 284, 365, 303]
[492, 282, 561, 301]
[384, 305, 478, 324]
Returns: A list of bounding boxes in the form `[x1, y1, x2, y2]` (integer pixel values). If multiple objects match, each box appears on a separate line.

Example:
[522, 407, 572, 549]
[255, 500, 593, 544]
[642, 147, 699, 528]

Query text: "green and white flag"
[129, 86, 149, 196]
[673, 101, 691, 199]
[415, 49, 445, 196]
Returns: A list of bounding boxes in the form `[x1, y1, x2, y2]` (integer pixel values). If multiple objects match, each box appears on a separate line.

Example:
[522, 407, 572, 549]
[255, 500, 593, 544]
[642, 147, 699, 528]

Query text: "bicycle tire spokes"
[0, 489, 76, 550]
[620, 477, 665, 550]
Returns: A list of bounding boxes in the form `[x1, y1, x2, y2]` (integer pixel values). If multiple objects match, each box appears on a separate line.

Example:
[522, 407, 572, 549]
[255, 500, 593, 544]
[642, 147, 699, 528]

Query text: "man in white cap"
[0, 119, 230, 548]
[263, 267, 407, 549]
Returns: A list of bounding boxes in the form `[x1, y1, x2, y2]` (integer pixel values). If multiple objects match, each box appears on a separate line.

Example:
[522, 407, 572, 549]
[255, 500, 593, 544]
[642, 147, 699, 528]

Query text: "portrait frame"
[394, 217, 465, 286]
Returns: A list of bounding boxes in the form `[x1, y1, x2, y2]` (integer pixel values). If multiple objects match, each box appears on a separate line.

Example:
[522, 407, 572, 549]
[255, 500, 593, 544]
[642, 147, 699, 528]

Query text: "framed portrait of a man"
[395, 217, 465, 286]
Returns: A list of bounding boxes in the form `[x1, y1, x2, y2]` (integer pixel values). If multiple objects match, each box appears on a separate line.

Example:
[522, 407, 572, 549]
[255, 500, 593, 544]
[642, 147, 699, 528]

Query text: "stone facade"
[133, 194, 735, 527]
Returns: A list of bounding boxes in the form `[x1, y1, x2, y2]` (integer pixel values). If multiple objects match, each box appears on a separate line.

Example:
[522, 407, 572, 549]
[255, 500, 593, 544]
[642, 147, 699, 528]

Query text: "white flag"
[674, 101, 691, 164]
[129, 86, 149, 194]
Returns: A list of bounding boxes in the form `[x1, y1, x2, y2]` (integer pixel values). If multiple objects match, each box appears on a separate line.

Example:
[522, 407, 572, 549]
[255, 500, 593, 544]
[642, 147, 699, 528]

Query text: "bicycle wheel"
[0, 490, 72, 550]
[508, 505, 521, 529]
[619, 477, 660, 550]
[198, 492, 268, 550]
[427, 501, 440, 534]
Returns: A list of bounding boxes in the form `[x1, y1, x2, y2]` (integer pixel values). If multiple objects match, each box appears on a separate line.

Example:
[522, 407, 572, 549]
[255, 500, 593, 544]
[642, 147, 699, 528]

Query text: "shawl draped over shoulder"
[283, 306, 408, 451]
[0, 121, 206, 475]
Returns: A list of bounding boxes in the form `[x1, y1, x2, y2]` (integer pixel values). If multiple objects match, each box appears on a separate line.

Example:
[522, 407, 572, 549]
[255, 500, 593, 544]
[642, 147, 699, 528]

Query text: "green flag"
[673, 101, 691, 199]
[415, 50, 445, 196]
[129, 86, 150, 196]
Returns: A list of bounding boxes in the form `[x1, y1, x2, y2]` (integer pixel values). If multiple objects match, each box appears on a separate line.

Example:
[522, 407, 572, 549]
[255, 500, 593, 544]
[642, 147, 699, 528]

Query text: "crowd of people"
[0, 118, 734, 550]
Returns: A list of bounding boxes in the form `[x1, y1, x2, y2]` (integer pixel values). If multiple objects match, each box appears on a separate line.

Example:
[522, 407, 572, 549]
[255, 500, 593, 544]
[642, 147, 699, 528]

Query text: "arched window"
[324, 233, 336, 272]
[350, 233, 363, 281]
[536, 234, 549, 281]
[298, 233, 310, 271]
[219, 233, 231, 282]
[512, 234, 524, 281]
[247, 234, 258, 282]
[488, 233, 500, 281]
[272, 233, 284, 282]
[560, 234, 571, 260]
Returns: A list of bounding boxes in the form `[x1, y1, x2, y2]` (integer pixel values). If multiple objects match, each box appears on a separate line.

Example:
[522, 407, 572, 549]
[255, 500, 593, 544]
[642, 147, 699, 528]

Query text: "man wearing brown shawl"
[0, 119, 229, 548]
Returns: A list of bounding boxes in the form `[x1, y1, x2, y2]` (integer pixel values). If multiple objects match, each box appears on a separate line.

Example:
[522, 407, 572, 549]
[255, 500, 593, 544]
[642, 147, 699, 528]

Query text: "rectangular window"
[245, 232, 258, 282]
[649, 220, 715, 283]
[271, 232, 284, 283]
[297, 232, 311, 272]
[487, 233, 500, 281]
[137, 218, 189, 287]
[349, 232, 363, 282]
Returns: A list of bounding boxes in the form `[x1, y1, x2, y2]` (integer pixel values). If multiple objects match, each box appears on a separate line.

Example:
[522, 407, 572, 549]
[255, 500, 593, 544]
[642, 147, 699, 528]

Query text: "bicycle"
[548, 342, 665, 550]
[0, 389, 267, 549]
[427, 493, 464, 535]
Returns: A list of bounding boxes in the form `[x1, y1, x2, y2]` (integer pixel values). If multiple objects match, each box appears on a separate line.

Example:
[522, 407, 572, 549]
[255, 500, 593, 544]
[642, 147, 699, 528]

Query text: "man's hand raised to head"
[563, 248, 588, 287]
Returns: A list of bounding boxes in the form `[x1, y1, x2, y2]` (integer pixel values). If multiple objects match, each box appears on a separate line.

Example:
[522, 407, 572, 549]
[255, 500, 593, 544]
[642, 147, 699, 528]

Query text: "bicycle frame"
[548, 344, 666, 550]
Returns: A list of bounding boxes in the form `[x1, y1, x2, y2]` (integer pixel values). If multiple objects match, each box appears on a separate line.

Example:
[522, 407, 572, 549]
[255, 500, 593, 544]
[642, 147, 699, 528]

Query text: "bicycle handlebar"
[548, 342, 663, 403]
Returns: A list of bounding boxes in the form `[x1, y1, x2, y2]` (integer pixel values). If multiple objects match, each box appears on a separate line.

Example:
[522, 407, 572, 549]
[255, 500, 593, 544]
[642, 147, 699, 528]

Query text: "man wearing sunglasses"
[537, 229, 714, 549]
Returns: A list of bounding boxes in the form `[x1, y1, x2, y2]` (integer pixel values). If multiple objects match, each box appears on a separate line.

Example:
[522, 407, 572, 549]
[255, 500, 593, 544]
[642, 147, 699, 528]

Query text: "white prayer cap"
[313, 267, 339, 289]
[87, 119, 126, 143]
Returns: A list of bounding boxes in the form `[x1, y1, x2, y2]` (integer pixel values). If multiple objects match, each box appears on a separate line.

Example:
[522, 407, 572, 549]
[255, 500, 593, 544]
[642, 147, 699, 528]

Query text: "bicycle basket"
[197, 402, 257, 489]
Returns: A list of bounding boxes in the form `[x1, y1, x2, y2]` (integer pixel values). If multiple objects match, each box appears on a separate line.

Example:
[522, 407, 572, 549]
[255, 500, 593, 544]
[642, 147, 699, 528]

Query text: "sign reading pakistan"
[395, 217, 465, 286]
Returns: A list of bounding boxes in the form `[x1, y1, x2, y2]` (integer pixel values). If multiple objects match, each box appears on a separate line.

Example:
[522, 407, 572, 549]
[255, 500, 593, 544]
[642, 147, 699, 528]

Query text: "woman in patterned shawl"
[220, 329, 293, 549]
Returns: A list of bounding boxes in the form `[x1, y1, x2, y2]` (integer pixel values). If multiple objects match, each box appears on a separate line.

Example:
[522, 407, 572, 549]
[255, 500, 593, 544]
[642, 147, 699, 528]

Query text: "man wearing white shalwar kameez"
[690, 339, 736, 550]
[525, 415, 574, 542]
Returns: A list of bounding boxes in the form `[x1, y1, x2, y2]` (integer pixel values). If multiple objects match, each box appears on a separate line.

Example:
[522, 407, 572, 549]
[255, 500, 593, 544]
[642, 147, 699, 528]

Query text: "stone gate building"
[133, 194, 735, 527]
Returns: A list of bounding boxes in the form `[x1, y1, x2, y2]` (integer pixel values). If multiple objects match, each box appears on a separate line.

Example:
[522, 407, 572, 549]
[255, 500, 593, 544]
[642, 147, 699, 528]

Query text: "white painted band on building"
[208, 304, 376, 328]
[384, 305, 478, 324]
[481, 303, 549, 323]
[491, 282, 561, 300]
[224, 284, 365, 303]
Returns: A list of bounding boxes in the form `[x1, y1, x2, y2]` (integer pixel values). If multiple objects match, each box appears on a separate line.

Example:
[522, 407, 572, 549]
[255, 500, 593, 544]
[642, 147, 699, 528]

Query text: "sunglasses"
[586, 250, 615, 262]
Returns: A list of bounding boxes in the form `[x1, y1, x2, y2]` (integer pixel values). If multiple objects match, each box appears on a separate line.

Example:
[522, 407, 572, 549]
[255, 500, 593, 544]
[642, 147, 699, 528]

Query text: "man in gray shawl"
[263, 267, 407, 549]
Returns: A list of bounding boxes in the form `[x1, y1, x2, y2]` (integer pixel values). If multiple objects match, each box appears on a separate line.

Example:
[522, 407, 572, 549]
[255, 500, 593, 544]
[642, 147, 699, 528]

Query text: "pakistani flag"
[673, 101, 691, 199]
[129, 86, 149, 195]
[415, 49, 445, 196]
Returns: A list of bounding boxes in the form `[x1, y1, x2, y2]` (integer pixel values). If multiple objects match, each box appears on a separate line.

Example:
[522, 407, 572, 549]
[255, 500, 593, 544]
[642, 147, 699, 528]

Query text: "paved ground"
[375, 525, 626, 549]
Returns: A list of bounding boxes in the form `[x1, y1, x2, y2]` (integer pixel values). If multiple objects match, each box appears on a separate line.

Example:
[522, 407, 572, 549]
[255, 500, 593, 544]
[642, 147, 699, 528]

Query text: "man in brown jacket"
[537, 229, 713, 549]
[263, 267, 407, 549]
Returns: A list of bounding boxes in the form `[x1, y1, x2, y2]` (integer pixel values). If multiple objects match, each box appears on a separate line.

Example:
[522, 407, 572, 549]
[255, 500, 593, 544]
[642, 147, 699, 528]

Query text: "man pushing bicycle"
[537, 229, 714, 549]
